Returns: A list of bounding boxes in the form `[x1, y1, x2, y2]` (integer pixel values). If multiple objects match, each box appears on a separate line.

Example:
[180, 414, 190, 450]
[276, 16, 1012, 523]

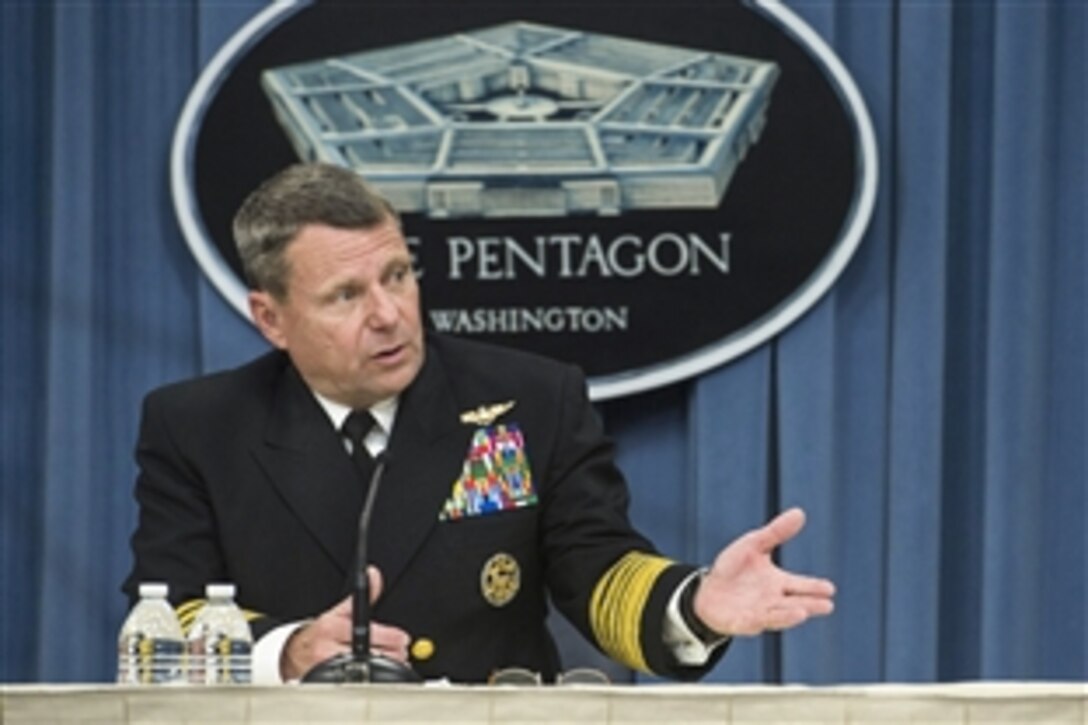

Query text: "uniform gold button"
[411, 638, 435, 661]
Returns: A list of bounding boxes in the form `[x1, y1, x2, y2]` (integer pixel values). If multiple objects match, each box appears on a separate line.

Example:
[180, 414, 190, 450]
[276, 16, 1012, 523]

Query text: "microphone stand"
[302, 454, 422, 684]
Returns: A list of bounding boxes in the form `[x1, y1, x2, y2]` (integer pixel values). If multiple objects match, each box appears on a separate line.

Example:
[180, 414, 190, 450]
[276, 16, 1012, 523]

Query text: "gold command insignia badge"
[460, 400, 516, 427]
[480, 552, 520, 607]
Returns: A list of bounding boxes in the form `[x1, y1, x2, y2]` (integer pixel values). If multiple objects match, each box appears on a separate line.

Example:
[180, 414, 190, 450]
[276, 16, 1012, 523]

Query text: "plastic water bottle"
[186, 583, 253, 684]
[117, 582, 185, 685]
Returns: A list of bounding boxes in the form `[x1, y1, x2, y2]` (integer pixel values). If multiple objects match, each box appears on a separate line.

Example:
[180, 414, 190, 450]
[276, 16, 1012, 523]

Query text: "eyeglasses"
[488, 666, 611, 686]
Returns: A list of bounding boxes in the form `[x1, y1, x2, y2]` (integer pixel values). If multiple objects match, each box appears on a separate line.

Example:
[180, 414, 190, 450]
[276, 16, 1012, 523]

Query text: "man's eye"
[335, 287, 357, 301]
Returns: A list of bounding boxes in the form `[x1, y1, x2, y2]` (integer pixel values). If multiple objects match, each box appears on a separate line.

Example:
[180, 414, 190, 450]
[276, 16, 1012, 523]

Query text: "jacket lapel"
[370, 346, 467, 594]
[254, 363, 363, 577]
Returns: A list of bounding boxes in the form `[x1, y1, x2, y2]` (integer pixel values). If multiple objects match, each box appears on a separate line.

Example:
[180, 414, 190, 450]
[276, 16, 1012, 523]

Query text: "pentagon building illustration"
[261, 22, 779, 218]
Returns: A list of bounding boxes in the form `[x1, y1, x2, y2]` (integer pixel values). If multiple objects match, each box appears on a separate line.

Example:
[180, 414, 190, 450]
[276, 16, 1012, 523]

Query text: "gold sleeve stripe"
[176, 599, 205, 634]
[174, 599, 264, 634]
[588, 552, 674, 673]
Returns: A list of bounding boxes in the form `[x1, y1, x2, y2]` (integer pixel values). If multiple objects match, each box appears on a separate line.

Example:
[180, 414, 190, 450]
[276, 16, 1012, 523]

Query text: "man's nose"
[366, 287, 399, 327]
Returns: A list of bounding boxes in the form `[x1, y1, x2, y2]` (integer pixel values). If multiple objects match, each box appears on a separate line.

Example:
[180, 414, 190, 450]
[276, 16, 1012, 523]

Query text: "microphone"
[302, 453, 422, 683]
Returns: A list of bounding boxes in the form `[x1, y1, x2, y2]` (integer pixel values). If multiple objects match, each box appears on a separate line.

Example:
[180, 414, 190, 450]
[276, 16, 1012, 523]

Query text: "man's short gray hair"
[233, 163, 399, 299]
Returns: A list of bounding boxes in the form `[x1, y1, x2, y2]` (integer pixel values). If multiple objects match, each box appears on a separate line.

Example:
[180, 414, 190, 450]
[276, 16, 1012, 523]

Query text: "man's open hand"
[693, 508, 836, 637]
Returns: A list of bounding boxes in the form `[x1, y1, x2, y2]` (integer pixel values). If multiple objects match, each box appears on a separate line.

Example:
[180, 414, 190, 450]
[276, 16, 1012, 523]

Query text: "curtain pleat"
[1, 0, 1083, 683]
[977, 1, 1081, 679]
[1, 0, 52, 684]
[881, 0, 954, 683]
[39, 1, 103, 681]
[688, 348, 774, 682]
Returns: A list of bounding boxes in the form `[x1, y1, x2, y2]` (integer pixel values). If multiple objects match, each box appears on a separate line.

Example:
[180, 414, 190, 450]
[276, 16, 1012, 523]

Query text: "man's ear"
[248, 290, 288, 349]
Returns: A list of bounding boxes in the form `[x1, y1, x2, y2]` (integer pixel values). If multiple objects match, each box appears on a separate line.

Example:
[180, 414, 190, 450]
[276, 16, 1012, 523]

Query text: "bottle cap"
[138, 582, 169, 598]
[205, 583, 236, 599]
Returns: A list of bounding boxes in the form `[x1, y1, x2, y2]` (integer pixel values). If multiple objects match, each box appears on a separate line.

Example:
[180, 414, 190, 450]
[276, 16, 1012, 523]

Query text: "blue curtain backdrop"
[1, 1, 1084, 683]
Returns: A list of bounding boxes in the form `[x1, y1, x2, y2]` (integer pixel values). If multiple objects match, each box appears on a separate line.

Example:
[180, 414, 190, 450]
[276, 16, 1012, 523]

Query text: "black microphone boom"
[302, 453, 422, 683]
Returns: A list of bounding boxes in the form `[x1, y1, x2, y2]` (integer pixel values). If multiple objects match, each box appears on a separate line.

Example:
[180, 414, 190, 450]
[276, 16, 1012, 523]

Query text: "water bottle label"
[150, 638, 184, 684]
[221, 639, 252, 684]
[197, 637, 252, 684]
[124, 636, 184, 684]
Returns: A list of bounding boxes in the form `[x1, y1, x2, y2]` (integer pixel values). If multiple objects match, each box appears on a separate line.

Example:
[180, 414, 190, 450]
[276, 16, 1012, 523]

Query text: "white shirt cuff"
[662, 570, 729, 666]
[252, 621, 306, 684]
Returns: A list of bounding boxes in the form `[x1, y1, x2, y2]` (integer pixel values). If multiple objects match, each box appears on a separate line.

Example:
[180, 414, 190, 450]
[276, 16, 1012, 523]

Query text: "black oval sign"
[172, 0, 877, 399]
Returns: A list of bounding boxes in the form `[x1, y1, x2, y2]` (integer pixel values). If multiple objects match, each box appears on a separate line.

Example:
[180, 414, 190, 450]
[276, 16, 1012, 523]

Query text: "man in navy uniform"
[124, 163, 834, 683]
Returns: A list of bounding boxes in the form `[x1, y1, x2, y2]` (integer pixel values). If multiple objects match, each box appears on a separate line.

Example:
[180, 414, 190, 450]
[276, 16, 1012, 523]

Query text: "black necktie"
[341, 409, 377, 481]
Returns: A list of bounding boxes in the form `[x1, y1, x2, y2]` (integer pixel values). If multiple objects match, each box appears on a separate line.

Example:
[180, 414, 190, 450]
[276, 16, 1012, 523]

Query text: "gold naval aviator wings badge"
[480, 552, 520, 607]
[460, 400, 516, 427]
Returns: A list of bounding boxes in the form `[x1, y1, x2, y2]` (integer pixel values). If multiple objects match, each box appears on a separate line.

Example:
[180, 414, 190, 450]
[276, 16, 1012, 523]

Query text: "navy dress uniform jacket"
[124, 333, 717, 682]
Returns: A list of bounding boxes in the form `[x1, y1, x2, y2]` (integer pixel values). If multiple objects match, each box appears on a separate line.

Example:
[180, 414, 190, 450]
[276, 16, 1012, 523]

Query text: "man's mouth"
[373, 343, 404, 362]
